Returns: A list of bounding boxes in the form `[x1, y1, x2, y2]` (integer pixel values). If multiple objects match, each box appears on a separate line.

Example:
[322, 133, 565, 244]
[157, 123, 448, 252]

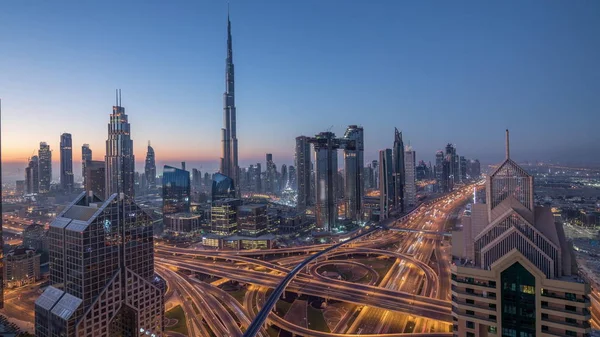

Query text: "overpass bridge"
[388, 227, 452, 237]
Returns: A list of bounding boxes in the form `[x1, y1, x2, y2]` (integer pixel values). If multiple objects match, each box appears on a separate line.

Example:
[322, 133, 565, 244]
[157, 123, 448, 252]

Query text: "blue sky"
[1, 0, 599, 180]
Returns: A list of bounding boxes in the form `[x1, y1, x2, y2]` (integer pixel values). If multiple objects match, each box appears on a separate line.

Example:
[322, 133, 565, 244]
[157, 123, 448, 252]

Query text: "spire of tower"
[505, 129, 510, 159]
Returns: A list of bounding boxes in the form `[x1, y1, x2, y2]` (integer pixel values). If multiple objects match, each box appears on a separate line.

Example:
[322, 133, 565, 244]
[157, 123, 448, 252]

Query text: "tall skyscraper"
[392, 128, 405, 213]
[459, 155, 467, 182]
[371, 160, 379, 189]
[82, 144, 92, 187]
[38, 142, 52, 193]
[162, 165, 191, 217]
[220, 12, 239, 195]
[145, 142, 156, 190]
[452, 130, 590, 337]
[309, 132, 340, 231]
[84, 160, 106, 199]
[295, 136, 311, 210]
[105, 90, 135, 198]
[379, 149, 394, 219]
[60, 133, 74, 192]
[265, 153, 276, 194]
[288, 165, 297, 190]
[280, 164, 288, 191]
[26, 155, 40, 194]
[192, 168, 202, 192]
[343, 125, 364, 221]
[403, 146, 416, 209]
[35, 192, 164, 336]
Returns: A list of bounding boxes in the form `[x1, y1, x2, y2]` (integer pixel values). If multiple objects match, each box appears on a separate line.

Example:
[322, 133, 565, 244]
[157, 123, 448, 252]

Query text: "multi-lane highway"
[156, 183, 480, 337]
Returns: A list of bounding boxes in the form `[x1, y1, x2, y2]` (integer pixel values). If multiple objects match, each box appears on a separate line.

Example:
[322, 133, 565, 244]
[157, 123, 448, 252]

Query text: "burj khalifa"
[220, 11, 239, 196]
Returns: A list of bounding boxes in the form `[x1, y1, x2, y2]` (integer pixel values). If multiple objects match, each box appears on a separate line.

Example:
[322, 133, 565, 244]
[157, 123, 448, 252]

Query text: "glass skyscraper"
[35, 192, 164, 336]
[379, 149, 393, 219]
[105, 90, 135, 198]
[162, 165, 191, 216]
[212, 173, 236, 202]
[60, 133, 74, 192]
[343, 125, 364, 221]
[38, 142, 52, 193]
[310, 132, 340, 231]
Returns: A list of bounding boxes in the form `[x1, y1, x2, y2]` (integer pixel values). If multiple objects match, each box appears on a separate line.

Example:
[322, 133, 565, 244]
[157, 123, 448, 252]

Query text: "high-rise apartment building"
[343, 125, 364, 221]
[162, 165, 191, 217]
[105, 90, 135, 198]
[295, 136, 311, 210]
[84, 160, 106, 199]
[145, 142, 156, 190]
[26, 156, 40, 194]
[309, 132, 340, 231]
[403, 146, 416, 209]
[452, 130, 590, 337]
[379, 149, 394, 219]
[60, 133, 74, 192]
[82, 144, 92, 187]
[220, 13, 239, 195]
[392, 128, 405, 213]
[35, 192, 164, 336]
[38, 142, 52, 193]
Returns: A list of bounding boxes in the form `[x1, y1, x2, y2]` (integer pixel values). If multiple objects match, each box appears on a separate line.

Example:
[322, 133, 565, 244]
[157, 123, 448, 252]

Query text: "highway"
[155, 183, 479, 336]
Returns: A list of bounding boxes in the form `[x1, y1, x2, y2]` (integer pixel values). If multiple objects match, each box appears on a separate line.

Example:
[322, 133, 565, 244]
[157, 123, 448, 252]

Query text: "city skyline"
[1, 0, 599, 177]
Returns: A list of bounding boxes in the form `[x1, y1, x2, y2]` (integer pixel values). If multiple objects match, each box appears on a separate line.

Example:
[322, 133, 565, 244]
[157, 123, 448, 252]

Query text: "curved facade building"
[212, 173, 236, 202]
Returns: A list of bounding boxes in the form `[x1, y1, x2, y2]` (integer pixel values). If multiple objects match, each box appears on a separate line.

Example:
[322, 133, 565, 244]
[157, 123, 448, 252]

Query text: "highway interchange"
[156, 183, 479, 337]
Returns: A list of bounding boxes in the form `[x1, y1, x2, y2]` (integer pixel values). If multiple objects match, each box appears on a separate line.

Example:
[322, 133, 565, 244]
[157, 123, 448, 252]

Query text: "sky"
[1, 0, 599, 181]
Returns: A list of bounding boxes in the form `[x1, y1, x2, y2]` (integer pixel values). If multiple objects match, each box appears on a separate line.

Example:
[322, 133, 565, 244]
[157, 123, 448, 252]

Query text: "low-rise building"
[4, 246, 41, 288]
[22, 223, 49, 252]
[164, 213, 202, 234]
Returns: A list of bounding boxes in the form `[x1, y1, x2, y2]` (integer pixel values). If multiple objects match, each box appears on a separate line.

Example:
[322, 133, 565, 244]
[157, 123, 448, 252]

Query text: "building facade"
[220, 14, 240, 195]
[38, 142, 52, 193]
[392, 128, 405, 213]
[379, 149, 394, 219]
[4, 246, 40, 288]
[164, 213, 202, 233]
[84, 160, 105, 199]
[162, 165, 191, 218]
[343, 125, 364, 221]
[60, 133, 74, 192]
[23, 224, 49, 252]
[35, 192, 164, 337]
[145, 143, 156, 190]
[26, 155, 39, 194]
[452, 130, 590, 337]
[403, 147, 416, 209]
[237, 204, 268, 237]
[310, 132, 340, 231]
[105, 90, 135, 198]
[82, 144, 92, 188]
[210, 198, 242, 235]
[295, 136, 312, 210]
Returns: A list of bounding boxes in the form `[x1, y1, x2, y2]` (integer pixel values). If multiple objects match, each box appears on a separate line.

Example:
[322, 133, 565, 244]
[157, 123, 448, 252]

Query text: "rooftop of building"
[165, 212, 202, 219]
